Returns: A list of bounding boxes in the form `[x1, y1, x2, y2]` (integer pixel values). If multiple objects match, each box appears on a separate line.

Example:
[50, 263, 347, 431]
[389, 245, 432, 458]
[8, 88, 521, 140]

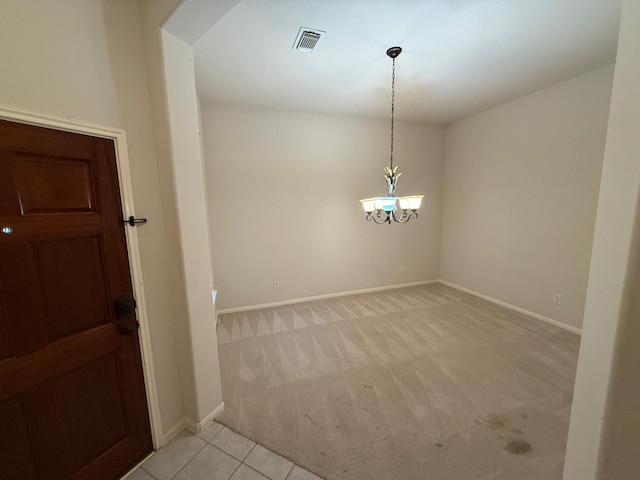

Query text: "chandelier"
[359, 46, 424, 224]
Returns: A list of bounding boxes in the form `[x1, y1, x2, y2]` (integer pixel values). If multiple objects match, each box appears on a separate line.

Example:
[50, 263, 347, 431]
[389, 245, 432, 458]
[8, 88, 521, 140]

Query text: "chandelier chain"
[359, 46, 424, 225]
[390, 56, 396, 170]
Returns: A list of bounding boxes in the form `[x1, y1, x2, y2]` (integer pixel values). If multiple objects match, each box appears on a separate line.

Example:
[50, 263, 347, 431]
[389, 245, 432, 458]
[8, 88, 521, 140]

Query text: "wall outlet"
[400, 265, 406, 273]
[273, 280, 280, 289]
[553, 293, 562, 305]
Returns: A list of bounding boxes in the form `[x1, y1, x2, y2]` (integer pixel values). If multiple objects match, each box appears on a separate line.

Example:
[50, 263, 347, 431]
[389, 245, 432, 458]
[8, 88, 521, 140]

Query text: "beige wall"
[441, 65, 614, 329]
[140, 0, 200, 430]
[202, 105, 445, 310]
[161, 29, 223, 421]
[0, 0, 191, 437]
[564, 0, 640, 477]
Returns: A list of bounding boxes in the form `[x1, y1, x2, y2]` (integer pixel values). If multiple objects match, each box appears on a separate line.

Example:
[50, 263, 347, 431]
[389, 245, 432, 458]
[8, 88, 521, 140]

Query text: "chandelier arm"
[392, 210, 418, 223]
[392, 210, 419, 223]
[378, 210, 392, 224]
[365, 211, 390, 224]
[366, 207, 420, 224]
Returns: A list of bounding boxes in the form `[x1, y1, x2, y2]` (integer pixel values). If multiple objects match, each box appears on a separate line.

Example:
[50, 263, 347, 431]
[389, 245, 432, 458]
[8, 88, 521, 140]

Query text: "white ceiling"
[192, 0, 621, 124]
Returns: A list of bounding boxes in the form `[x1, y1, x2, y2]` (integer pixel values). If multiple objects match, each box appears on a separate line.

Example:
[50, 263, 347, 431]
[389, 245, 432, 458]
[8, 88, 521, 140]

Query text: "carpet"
[216, 283, 580, 479]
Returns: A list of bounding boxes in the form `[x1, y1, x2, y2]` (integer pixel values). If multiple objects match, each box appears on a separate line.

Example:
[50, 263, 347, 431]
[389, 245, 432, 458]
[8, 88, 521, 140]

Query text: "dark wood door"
[0, 120, 152, 480]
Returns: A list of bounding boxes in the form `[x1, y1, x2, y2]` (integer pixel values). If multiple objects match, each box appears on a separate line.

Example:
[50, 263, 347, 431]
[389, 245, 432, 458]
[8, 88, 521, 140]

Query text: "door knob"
[118, 321, 139, 335]
[115, 295, 136, 318]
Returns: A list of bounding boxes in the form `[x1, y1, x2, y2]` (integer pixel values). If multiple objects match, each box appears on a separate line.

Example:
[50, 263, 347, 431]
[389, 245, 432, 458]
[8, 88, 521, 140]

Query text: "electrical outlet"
[273, 280, 280, 289]
[400, 265, 406, 273]
[553, 293, 562, 305]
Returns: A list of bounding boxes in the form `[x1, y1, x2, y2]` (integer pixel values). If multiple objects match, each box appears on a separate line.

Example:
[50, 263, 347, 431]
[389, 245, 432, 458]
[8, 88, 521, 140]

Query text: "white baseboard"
[159, 418, 188, 447]
[184, 402, 225, 434]
[159, 402, 225, 446]
[438, 280, 582, 335]
[217, 280, 439, 315]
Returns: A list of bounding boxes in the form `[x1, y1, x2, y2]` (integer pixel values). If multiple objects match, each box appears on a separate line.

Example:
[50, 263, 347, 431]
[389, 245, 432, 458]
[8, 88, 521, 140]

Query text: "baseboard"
[438, 280, 582, 335]
[184, 402, 225, 434]
[217, 280, 439, 315]
[159, 402, 225, 446]
[159, 418, 188, 447]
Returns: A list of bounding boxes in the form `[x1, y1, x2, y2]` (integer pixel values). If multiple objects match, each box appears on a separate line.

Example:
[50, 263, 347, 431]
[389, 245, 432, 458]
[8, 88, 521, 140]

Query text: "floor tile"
[244, 445, 294, 480]
[211, 426, 256, 461]
[141, 430, 207, 480]
[286, 465, 323, 480]
[197, 421, 225, 442]
[122, 468, 156, 480]
[173, 444, 240, 480]
[229, 464, 269, 480]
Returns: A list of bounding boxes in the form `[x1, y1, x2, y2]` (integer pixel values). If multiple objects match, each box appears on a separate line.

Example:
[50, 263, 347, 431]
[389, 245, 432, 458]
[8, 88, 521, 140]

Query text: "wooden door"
[0, 120, 152, 480]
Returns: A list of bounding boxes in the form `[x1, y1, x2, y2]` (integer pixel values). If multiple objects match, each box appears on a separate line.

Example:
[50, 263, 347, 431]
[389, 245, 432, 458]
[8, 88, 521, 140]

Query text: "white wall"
[140, 0, 201, 432]
[441, 65, 614, 329]
[0, 0, 190, 438]
[161, 29, 223, 422]
[202, 105, 445, 310]
[564, 0, 640, 477]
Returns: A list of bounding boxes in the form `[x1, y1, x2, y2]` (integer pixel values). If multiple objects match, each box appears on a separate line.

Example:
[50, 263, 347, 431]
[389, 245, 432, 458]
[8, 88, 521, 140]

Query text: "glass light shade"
[359, 198, 377, 213]
[398, 195, 424, 210]
[375, 196, 397, 212]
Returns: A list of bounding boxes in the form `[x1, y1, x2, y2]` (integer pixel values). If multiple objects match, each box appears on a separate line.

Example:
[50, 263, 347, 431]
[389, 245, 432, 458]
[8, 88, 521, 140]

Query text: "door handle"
[124, 216, 147, 226]
[118, 321, 140, 335]
[115, 295, 136, 318]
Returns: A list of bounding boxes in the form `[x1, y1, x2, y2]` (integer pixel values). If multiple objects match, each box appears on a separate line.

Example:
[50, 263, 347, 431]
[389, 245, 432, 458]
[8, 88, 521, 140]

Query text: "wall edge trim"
[160, 402, 225, 447]
[184, 402, 225, 433]
[217, 280, 440, 315]
[438, 279, 583, 335]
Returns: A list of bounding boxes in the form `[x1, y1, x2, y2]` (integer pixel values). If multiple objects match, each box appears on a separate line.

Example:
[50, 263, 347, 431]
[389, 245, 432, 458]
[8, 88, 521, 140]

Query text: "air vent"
[293, 27, 325, 52]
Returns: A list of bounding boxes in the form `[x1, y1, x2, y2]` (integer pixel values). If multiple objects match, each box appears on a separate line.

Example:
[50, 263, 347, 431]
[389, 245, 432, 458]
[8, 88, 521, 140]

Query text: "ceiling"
[192, 0, 621, 124]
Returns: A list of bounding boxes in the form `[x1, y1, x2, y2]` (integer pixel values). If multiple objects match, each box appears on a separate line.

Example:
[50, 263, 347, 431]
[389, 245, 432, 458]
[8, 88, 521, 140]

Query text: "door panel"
[0, 295, 13, 361]
[25, 380, 74, 480]
[32, 236, 110, 341]
[0, 119, 152, 480]
[59, 352, 128, 470]
[0, 241, 48, 356]
[15, 154, 96, 215]
[0, 396, 38, 480]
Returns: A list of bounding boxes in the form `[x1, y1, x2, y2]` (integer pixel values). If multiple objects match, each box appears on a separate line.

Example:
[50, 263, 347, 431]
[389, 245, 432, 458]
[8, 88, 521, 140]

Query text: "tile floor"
[123, 422, 323, 480]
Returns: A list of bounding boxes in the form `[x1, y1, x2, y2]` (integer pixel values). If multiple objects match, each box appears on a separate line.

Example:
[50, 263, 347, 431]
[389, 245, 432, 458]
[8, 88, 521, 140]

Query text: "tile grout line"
[283, 462, 295, 480]
[211, 426, 259, 479]
[140, 465, 159, 480]
[235, 443, 260, 479]
[211, 423, 300, 480]
[242, 462, 272, 480]
[226, 460, 243, 480]
[208, 425, 243, 479]
[145, 423, 322, 480]
[168, 440, 209, 480]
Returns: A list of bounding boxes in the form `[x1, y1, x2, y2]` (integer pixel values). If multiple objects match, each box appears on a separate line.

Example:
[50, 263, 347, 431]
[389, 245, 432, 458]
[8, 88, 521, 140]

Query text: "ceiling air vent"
[293, 27, 325, 52]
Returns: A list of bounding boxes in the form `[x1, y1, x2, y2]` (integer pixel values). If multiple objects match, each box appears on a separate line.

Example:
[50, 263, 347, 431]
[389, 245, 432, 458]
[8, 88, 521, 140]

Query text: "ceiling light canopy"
[360, 46, 424, 224]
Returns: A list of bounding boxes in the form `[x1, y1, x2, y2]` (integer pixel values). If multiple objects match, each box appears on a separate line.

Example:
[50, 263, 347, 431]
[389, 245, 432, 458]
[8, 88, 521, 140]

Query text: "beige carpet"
[216, 283, 580, 480]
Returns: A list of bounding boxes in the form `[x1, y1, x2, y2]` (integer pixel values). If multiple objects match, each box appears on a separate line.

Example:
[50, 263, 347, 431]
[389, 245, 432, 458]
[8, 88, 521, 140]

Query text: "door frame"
[0, 103, 162, 449]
